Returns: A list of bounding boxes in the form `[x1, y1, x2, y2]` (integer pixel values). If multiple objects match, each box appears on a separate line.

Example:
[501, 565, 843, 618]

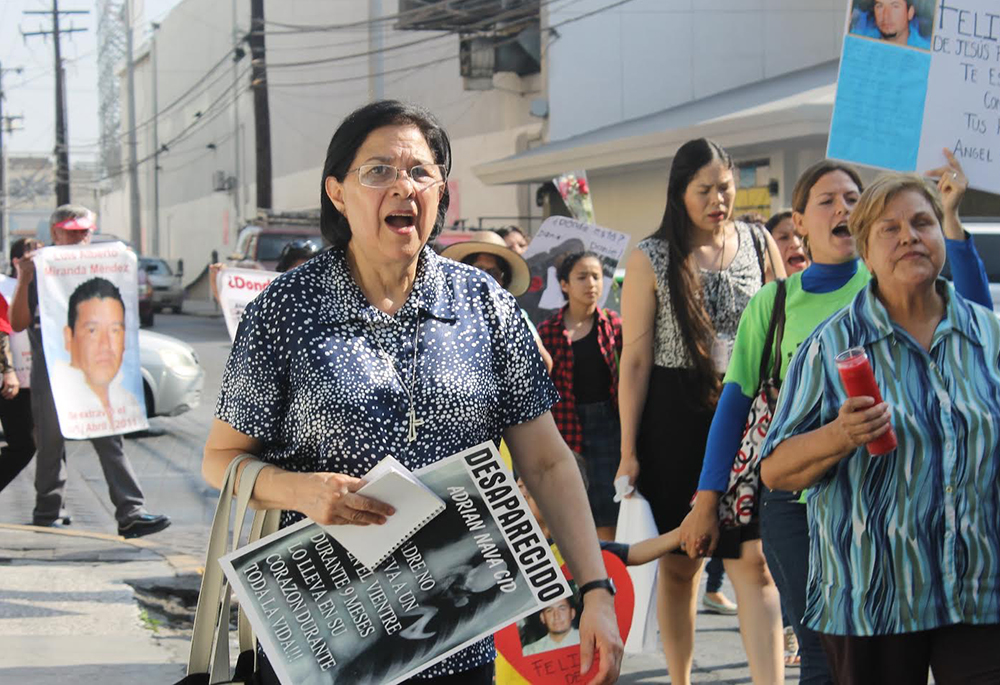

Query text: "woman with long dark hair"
[616, 138, 786, 684]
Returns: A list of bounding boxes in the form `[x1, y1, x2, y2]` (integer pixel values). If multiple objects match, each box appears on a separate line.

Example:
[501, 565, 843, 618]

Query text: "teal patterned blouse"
[762, 280, 1000, 636]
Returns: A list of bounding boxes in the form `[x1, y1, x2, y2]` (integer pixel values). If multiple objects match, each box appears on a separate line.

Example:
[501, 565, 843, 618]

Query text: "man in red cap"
[8, 204, 170, 538]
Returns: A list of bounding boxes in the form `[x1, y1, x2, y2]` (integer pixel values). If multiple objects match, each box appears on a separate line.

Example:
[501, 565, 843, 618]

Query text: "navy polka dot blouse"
[216, 245, 558, 677]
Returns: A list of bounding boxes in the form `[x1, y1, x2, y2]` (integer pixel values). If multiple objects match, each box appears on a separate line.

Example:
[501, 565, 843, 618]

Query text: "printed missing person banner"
[518, 216, 630, 326]
[829, 0, 1000, 193]
[218, 267, 279, 341]
[220, 442, 570, 685]
[34, 243, 148, 438]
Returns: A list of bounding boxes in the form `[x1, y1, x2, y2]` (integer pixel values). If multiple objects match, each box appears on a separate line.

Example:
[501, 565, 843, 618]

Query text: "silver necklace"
[367, 319, 424, 443]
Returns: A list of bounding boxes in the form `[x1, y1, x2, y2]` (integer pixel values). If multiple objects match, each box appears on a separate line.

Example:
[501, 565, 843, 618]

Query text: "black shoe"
[118, 513, 171, 539]
[32, 519, 69, 529]
[59, 509, 73, 525]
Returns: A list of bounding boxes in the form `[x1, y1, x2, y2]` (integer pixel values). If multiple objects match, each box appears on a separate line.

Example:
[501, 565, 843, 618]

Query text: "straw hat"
[441, 231, 531, 297]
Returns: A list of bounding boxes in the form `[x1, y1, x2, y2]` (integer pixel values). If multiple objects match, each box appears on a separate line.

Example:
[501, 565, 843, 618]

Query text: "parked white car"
[138, 329, 204, 417]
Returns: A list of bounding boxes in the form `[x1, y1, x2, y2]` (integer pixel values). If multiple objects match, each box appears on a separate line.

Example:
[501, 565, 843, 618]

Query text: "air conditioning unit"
[212, 170, 228, 192]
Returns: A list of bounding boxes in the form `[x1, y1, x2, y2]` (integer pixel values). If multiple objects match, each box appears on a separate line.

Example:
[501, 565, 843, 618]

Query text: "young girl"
[539, 252, 622, 541]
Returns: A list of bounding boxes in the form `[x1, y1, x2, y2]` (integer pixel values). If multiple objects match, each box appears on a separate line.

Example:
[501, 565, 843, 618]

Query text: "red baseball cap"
[52, 215, 96, 231]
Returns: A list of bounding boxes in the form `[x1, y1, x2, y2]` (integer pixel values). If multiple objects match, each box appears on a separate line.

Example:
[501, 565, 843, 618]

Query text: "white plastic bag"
[614, 490, 661, 654]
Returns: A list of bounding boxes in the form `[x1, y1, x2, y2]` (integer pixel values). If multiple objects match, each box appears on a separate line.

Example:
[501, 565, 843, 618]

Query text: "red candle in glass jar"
[834, 347, 897, 455]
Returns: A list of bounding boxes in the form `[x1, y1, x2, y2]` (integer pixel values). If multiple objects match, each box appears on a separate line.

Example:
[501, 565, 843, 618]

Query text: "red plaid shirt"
[538, 306, 622, 453]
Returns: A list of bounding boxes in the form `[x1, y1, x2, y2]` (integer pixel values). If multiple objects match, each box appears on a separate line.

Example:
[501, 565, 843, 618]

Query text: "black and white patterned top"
[216, 246, 558, 678]
[637, 221, 765, 369]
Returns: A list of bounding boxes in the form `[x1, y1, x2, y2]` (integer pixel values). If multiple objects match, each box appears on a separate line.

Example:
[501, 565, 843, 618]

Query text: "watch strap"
[578, 577, 616, 599]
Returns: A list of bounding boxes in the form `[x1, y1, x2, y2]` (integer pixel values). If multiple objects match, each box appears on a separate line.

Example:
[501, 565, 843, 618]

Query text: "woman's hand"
[614, 452, 640, 498]
[830, 396, 892, 454]
[678, 494, 719, 559]
[578, 591, 624, 684]
[1, 371, 20, 400]
[926, 149, 968, 239]
[294, 471, 395, 526]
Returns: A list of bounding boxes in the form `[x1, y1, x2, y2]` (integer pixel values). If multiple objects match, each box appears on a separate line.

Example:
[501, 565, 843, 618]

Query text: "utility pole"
[22, 1, 88, 207]
[123, 0, 142, 250]
[249, 0, 272, 211]
[231, 0, 243, 228]
[151, 22, 161, 256]
[1, 62, 24, 260]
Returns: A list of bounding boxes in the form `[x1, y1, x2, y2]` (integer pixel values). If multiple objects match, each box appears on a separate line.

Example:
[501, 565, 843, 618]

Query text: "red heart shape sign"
[495, 549, 634, 684]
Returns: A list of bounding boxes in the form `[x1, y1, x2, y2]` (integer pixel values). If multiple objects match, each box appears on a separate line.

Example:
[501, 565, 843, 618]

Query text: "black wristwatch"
[578, 578, 616, 601]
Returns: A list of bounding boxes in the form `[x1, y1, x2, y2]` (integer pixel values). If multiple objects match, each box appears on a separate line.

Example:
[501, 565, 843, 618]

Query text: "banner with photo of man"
[218, 267, 279, 341]
[518, 216, 630, 326]
[221, 442, 570, 685]
[34, 243, 147, 438]
[829, 0, 1000, 194]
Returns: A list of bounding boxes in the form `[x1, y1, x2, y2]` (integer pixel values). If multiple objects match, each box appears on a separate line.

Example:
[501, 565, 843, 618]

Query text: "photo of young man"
[849, 0, 932, 50]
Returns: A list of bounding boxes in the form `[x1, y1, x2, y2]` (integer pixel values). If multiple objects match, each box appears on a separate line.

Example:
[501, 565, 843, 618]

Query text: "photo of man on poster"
[849, 0, 932, 49]
[521, 594, 582, 656]
[50, 277, 144, 432]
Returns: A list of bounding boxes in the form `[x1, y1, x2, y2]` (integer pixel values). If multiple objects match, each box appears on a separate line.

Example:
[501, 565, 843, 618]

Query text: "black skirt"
[636, 366, 713, 533]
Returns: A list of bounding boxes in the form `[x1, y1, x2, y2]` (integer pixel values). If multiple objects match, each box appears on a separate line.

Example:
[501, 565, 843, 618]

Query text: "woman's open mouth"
[385, 213, 416, 233]
[831, 222, 851, 239]
[707, 211, 726, 221]
[787, 254, 807, 267]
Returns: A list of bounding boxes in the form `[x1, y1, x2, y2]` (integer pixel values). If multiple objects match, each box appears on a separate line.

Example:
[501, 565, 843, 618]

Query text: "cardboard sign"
[829, 0, 1000, 193]
[495, 549, 634, 684]
[217, 267, 278, 341]
[34, 243, 147, 438]
[518, 216, 629, 326]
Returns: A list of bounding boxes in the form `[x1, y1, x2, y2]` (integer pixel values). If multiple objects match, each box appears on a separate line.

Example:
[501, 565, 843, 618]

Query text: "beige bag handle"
[187, 454, 276, 681]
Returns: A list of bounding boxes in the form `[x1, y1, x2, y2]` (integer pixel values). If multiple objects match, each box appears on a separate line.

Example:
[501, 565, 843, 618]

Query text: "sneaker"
[784, 626, 801, 668]
[31, 519, 70, 529]
[118, 513, 171, 539]
[702, 591, 739, 615]
[59, 509, 73, 525]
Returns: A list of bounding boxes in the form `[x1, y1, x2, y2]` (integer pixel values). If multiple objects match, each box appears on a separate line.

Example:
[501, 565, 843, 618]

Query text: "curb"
[0, 522, 204, 575]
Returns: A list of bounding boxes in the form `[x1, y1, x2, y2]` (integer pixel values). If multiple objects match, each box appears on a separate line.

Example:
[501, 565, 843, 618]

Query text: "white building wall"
[546, 0, 845, 141]
[103, 0, 543, 285]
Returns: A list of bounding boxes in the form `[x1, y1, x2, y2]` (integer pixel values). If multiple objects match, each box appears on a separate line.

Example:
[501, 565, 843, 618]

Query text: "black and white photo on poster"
[220, 442, 570, 685]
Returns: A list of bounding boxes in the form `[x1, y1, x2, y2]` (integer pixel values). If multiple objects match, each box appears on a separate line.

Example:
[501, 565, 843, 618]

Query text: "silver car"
[139, 329, 204, 417]
[140, 257, 185, 314]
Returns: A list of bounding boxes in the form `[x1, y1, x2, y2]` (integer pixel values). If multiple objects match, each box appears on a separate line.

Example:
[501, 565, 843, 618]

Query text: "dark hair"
[764, 210, 793, 233]
[493, 225, 525, 240]
[556, 251, 601, 283]
[791, 161, 864, 214]
[651, 138, 733, 407]
[10, 238, 43, 276]
[736, 212, 767, 226]
[319, 100, 452, 248]
[461, 252, 511, 288]
[275, 239, 321, 272]
[67, 277, 125, 330]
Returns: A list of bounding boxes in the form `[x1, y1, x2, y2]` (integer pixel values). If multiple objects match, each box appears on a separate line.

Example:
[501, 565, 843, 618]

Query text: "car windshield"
[257, 234, 315, 262]
[142, 258, 173, 276]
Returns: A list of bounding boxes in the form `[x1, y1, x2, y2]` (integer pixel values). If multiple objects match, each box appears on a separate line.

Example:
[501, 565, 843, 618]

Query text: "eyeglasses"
[349, 163, 447, 189]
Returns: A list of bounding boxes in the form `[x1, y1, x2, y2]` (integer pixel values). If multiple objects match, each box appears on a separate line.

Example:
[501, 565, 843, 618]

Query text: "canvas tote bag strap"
[756, 279, 787, 391]
[238, 508, 282, 656]
[187, 454, 269, 678]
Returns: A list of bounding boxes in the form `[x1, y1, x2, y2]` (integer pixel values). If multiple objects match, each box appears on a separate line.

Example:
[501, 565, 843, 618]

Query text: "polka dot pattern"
[216, 246, 558, 677]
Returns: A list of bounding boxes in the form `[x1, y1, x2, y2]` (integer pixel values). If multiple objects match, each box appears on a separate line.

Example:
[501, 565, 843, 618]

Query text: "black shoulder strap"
[750, 223, 767, 284]
[757, 279, 787, 389]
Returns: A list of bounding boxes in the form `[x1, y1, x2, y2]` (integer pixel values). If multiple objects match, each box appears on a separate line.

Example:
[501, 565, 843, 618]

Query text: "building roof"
[474, 59, 838, 184]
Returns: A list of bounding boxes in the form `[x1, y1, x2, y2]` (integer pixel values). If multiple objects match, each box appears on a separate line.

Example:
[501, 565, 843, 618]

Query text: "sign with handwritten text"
[218, 267, 279, 341]
[829, 0, 1000, 194]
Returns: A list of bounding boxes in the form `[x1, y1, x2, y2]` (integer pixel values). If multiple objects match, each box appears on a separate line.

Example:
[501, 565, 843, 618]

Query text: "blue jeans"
[705, 556, 724, 593]
[760, 487, 832, 685]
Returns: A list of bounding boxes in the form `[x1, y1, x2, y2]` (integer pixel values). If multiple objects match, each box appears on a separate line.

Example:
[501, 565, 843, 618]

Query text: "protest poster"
[518, 216, 630, 326]
[218, 267, 279, 341]
[220, 442, 570, 685]
[829, 0, 1000, 194]
[34, 243, 147, 438]
[495, 548, 634, 685]
[0, 276, 33, 387]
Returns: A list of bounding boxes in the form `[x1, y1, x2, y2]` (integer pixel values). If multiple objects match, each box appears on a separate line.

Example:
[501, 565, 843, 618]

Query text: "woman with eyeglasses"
[202, 100, 623, 685]
[616, 138, 787, 685]
[681, 152, 989, 685]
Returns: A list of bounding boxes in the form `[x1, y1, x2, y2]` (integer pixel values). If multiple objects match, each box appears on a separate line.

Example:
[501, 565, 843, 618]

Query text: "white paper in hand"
[321, 455, 445, 570]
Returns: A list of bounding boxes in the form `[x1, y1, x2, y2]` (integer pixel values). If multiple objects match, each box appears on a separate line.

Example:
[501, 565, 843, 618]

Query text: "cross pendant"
[407, 407, 425, 443]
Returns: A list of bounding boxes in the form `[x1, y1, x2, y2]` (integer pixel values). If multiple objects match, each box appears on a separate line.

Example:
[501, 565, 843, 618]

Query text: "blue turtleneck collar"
[800, 259, 859, 294]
